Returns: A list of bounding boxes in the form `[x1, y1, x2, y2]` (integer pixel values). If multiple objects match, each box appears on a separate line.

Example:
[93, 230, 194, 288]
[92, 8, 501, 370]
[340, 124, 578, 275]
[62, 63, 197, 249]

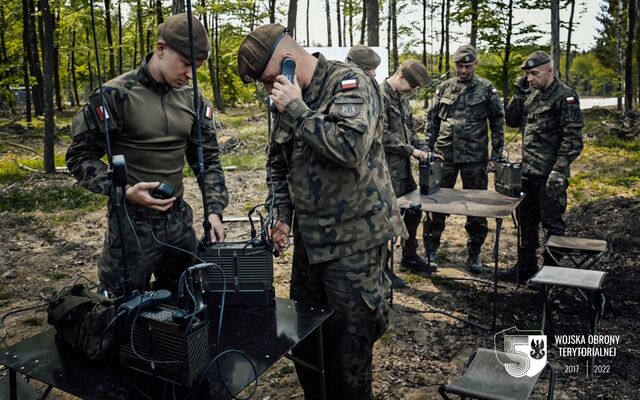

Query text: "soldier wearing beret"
[66, 13, 228, 296]
[346, 44, 381, 77]
[425, 44, 505, 273]
[499, 51, 583, 283]
[382, 60, 439, 280]
[238, 24, 406, 398]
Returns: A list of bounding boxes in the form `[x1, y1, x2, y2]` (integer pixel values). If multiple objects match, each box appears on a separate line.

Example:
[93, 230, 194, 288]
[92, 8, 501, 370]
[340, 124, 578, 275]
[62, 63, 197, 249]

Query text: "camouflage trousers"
[425, 162, 488, 255]
[517, 173, 567, 269]
[290, 231, 388, 400]
[98, 198, 197, 296]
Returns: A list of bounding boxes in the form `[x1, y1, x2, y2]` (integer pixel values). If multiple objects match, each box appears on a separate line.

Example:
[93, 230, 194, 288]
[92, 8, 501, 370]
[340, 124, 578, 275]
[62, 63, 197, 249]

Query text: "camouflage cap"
[453, 45, 477, 63]
[237, 23, 287, 84]
[401, 60, 428, 88]
[346, 44, 381, 70]
[521, 50, 551, 70]
[158, 13, 210, 60]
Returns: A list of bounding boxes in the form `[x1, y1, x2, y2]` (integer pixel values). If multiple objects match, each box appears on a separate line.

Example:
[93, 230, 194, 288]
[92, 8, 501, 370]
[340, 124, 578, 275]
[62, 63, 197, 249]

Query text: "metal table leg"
[9, 369, 16, 400]
[492, 218, 503, 332]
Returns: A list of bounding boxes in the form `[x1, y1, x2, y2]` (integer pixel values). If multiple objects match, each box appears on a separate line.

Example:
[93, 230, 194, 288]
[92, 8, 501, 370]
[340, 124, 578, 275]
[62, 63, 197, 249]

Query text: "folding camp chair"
[544, 235, 608, 269]
[439, 348, 555, 400]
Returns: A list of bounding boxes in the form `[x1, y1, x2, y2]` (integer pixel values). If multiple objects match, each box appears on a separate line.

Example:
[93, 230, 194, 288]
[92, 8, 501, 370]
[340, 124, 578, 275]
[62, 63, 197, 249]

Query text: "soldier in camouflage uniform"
[499, 51, 583, 283]
[382, 60, 438, 276]
[66, 14, 228, 296]
[238, 24, 406, 399]
[425, 45, 505, 273]
[346, 44, 381, 77]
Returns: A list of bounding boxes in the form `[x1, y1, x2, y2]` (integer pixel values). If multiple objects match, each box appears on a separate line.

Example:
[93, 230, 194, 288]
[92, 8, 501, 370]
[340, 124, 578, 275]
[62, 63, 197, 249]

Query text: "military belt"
[124, 196, 184, 218]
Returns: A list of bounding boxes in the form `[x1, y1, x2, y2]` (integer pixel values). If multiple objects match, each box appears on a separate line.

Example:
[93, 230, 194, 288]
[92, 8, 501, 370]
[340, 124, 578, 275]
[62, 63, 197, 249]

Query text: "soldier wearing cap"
[346, 44, 381, 77]
[382, 60, 438, 280]
[66, 13, 228, 296]
[238, 24, 406, 398]
[499, 50, 583, 283]
[425, 44, 505, 273]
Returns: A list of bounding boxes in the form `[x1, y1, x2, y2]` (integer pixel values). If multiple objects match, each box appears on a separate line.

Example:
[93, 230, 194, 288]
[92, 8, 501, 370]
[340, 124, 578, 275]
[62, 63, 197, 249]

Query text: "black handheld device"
[151, 182, 176, 199]
[281, 58, 296, 82]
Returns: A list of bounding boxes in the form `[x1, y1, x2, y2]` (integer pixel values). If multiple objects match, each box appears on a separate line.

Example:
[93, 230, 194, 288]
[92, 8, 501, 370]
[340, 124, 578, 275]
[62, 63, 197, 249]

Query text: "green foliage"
[0, 185, 106, 212]
[569, 52, 617, 96]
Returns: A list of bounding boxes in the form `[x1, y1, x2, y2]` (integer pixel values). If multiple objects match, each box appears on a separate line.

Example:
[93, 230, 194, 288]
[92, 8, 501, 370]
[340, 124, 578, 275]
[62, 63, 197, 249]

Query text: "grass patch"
[0, 185, 106, 212]
[52, 272, 69, 281]
[0, 154, 67, 184]
[404, 272, 427, 284]
[569, 141, 640, 205]
[221, 153, 266, 171]
[0, 287, 9, 307]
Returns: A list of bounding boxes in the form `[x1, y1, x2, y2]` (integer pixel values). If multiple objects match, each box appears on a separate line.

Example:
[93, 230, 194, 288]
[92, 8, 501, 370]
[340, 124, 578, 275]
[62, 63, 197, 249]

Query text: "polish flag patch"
[205, 105, 213, 119]
[341, 79, 358, 90]
[566, 96, 576, 104]
[95, 106, 110, 121]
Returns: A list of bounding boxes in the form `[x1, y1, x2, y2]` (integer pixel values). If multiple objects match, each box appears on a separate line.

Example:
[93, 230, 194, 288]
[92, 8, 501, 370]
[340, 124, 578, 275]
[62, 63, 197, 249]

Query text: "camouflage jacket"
[505, 78, 584, 176]
[381, 80, 429, 196]
[66, 53, 228, 216]
[268, 53, 407, 264]
[426, 75, 505, 163]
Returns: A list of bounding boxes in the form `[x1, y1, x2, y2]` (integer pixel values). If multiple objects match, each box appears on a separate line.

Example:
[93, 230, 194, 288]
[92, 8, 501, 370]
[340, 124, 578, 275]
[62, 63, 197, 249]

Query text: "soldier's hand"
[271, 75, 302, 113]
[269, 220, 291, 256]
[208, 214, 225, 243]
[545, 170, 567, 195]
[412, 149, 431, 161]
[514, 75, 530, 95]
[126, 182, 175, 212]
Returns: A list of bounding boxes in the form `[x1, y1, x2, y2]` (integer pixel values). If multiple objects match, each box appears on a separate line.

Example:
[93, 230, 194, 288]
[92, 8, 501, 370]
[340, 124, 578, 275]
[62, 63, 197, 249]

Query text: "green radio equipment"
[493, 156, 522, 198]
[419, 158, 442, 195]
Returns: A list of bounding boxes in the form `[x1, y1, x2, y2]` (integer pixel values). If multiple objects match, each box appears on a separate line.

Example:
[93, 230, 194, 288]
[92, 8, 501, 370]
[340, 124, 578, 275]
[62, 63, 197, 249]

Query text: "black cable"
[0, 303, 48, 345]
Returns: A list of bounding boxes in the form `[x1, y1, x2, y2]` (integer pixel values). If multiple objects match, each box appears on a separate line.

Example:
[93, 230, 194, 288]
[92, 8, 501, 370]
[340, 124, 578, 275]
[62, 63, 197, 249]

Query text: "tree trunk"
[325, 0, 332, 46]
[387, 0, 391, 55]
[616, 0, 623, 111]
[105, 0, 115, 79]
[342, 0, 347, 46]
[118, 1, 123, 75]
[213, 12, 224, 111]
[422, 0, 427, 66]
[624, 0, 636, 111]
[172, 0, 185, 14]
[136, 0, 145, 63]
[565, 0, 575, 84]
[53, 10, 62, 112]
[155, 0, 163, 24]
[0, 5, 6, 65]
[636, 0, 640, 105]
[22, 0, 32, 122]
[438, 0, 445, 73]
[470, 0, 478, 47]
[365, 0, 378, 45]
[70, 29, 79, 106]
[28, 0, 44, 115]
[391, 0, 398, 71]
[550, 0, 560, 78]
[445, 0, 450, 76]
[287, 0, 298, 39]
[269, 0, 276, 23]
[305, 0, 310, 45]
[40, 0, 56, 174]
[348, 0, 353, 46]
[85, 27, 94, 91]
[502, 0, 514, 106]
[336, 0, 342, 47]
[360, 0, 366, 44]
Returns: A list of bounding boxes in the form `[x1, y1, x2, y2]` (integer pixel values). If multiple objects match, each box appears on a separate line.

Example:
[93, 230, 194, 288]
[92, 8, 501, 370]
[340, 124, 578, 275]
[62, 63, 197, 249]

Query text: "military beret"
[346, 44, 381, 70]
[521, 50, 551, 70]
[158, 13, 211, 60]
[401, 60, 428, 88]
[237, 23, 287, 84]
[453, 45, 477, 63]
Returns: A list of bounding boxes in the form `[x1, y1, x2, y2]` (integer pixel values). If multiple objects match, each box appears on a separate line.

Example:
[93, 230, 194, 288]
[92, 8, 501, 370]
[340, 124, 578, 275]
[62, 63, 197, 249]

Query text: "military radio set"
[419, 156, 442, 195]
[493, 149, 522, 198]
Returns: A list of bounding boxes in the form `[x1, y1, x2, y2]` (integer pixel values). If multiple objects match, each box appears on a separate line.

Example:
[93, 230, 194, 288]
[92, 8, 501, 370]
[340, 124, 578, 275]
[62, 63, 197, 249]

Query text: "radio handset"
[270, 58, 297, 113]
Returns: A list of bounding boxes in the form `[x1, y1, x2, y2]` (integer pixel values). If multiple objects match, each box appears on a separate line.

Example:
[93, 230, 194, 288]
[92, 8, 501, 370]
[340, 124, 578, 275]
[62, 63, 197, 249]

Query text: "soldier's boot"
[467, 254, 483, 274]
[498, 249, 538, 283]
[401, 255, 437, 274]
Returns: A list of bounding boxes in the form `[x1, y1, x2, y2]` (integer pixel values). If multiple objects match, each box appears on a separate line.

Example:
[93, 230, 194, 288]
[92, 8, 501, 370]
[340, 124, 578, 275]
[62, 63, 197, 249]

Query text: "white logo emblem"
[494, 327, 547, 378]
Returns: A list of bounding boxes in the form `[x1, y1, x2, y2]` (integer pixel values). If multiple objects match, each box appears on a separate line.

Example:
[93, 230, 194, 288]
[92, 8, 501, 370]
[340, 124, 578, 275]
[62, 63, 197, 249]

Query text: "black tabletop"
[397, 188, 523, 219]
[0, 299, 331, 399]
